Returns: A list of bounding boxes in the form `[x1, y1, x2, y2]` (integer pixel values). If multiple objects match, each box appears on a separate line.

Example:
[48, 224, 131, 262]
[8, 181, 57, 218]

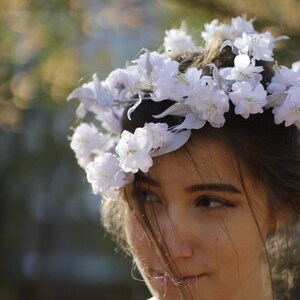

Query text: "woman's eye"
[196, 196, 227, 209]
[135, 189, 161, 204]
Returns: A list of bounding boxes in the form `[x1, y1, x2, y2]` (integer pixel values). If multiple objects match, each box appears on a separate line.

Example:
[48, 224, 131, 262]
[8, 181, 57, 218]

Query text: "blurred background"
[1, 0, 300, 299]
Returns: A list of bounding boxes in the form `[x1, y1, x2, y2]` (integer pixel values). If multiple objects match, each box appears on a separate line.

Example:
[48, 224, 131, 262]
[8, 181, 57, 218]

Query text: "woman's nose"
[160, 211, 194, 260]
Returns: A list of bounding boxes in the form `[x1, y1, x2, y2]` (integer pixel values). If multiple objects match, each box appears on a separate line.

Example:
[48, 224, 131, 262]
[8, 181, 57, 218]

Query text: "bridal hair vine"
[68, 16, 300, 200]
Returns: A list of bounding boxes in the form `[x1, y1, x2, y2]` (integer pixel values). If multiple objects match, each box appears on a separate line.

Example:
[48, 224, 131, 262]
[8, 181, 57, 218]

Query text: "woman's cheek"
[124, 205, 151, 256]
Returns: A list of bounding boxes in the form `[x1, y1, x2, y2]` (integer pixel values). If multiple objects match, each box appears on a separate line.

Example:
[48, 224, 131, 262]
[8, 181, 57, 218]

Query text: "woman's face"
[124, 137, 274, 300]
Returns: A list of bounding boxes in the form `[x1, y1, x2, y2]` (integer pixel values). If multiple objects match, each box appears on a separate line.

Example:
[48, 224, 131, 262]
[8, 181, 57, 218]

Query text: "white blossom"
[116, 128, 153, 173]
[185, 77, 230, 127]
[85, 153, 133, 199]
[220, 54, 263, 84]
[67, 75, 114, 111]
[115, 123, 173, 173]
[104, 68, 138, 101]
[151, 60, 180, 101]
[201, 19, 220, 41]
[229, 81, 267, 118]
[67, 74, 123, 133]
[201, 19, 232, 42]
[164, 28, 196, 57]
[153, 66, 201, 102]
[70, 123, 111, 168]
[267, 66, 300, 94]
[202, 16, 255, 42]
[143, 123, 173, 149]
[292, 61, 300, 72]
[234, 32, 276, 61]
[93, 106, 124, 134]
[273, 86, 300, 128]
[133, 51, 168, 84]
[230, 16, 256, 37]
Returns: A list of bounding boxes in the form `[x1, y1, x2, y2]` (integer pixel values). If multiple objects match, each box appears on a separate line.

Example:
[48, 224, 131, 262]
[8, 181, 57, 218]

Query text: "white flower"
[85, 153, 133, 199]
[273, 86, 300, 128]
[292, 61, 300, 72]
[164, 28, 196, 57]
[201, 19, 231, 42]
[220, 54, 263, 84]
[104, 68, 138, 101]
[70, 123, 112, 168]
[153, 66, 201, 102]
[267, 66, 300, 93]
[68, 74, 114, 109]
[202, 16, 255, 42]
[90, 74, 115, 106]
[229, 81, 267, 118]
[230, 16, 256, 37]
[143, 123, 173, 149]
[185, 77, 230, 127]
[234, 32, 276, 61]
[67, 76, 113, 120]
[116, 128, 153, 173]
[133, 50, 168, 84]
[67, 74, 123, 133]
[93, 106, 124, 134]
[152, 61, 180, 101]
[201, 19, 219, 41]
[116, 123, 173, 173]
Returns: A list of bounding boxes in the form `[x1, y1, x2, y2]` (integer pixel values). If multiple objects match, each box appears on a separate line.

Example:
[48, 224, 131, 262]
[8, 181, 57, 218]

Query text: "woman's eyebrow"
[135, 174, 241, 193]
[186, 183, 241, 194]
[135, 174, 160, 187]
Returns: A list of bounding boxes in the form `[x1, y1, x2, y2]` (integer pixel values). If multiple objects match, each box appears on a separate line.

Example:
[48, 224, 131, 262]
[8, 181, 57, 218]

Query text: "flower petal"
[67, 87, 95, 101]
[127, 94, 143, 120]
[154, 103, 191, 118]
[151, 130, 191, 157]
[174, 113, 206, 130]
[266, 93, 287, 108]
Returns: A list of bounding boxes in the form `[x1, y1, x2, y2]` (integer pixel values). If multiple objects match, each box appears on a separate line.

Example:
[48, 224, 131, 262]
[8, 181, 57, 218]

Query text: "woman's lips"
[180, 274, 204, 286]
[152, 271, 206, 287]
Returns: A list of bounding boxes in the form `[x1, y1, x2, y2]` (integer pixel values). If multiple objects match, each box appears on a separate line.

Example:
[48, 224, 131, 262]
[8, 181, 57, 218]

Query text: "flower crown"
[68, 16, 300, 200]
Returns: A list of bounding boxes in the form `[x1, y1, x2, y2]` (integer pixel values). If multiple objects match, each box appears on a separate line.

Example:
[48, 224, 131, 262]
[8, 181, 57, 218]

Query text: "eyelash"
[195, 195, 234, 210]
[134, 189, 161, 204]
[134, 189, 235, 210]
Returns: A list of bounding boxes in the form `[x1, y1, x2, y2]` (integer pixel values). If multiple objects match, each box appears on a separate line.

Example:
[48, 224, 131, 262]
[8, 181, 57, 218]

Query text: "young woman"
[68, 16, 300, 299]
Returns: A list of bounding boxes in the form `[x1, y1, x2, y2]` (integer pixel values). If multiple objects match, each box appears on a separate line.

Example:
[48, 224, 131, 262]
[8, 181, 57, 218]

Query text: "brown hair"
[101, 39, 300, 299]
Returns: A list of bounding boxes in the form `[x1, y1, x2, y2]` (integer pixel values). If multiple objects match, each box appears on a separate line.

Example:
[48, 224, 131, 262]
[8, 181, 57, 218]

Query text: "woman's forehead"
[150, 137, 240, 186]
